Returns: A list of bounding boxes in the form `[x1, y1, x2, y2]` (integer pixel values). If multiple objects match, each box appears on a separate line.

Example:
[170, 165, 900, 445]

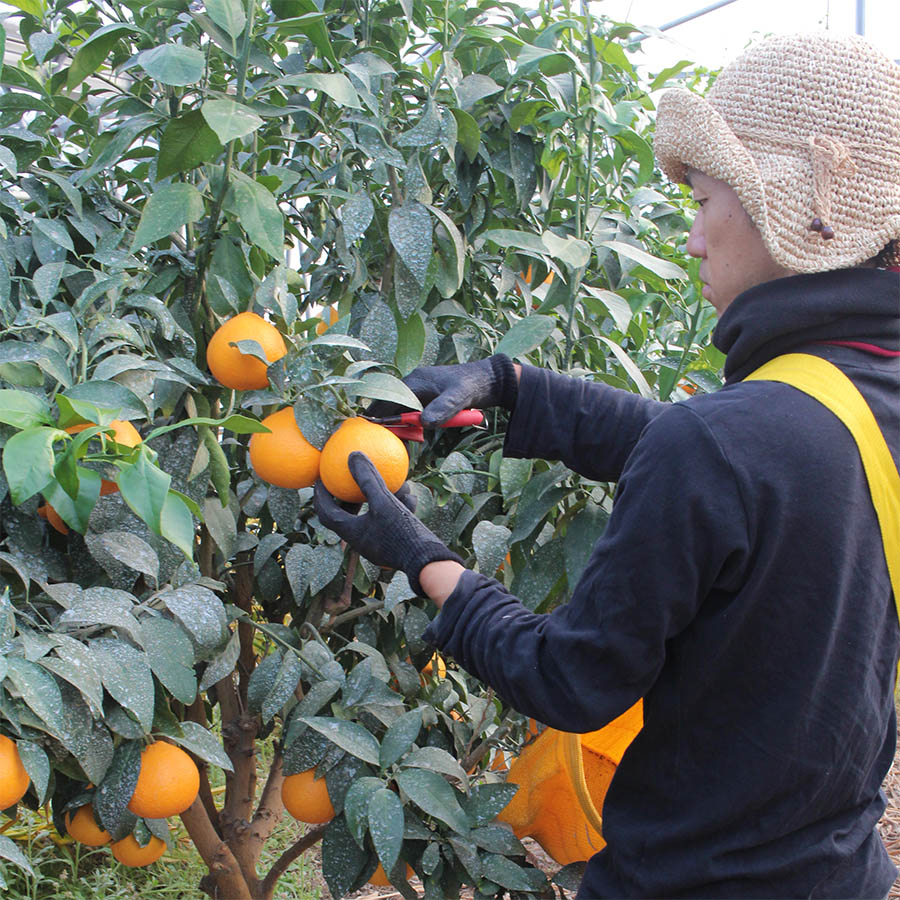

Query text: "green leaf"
[5, 656, 66, 740]
[90, 638, 155, 732]
[456, 73, 502, 109]
[342, 776, 383, 847]
[95, 741, 141, 838]
[300, 717, 380, 766]
[321, 816, 368, 900]
[145, 414, 267, 443]
[0, 390, 53, 428]
[67, 24, 136, 91]
[138, 43, 206, 86]
[3, 0, 43, 17]
[279, 72, 361, 109]
[118, 448, 171, 533]
[401, 746, 468, 785]
[201, 98, 264, 143]
[461, 783, 518, 827]
[480, 228, 547, 256]
[33, 218, 74, 253]
[141, 617, 198, 704]
[225, 170, 284, 259]
[273, 12, 336, 66]
[2, 426, 62, 505]
[170, 721, 234, 772]
[205, 0, 246, 38]
[132, 183, 205, 249]
[389, 202, 432, 286]
[542, 230, 591, 269]
[472, 521, 511, 575]
[0, 835, 34, 877]
[262, 651, 303, 724]
[380, 708, 423, 768]
[581, 286, 633, 333]
[41, 636, 105, 716]
[494, 315, 556, 358]
[396, 768, 470, 835]
[394, 311, 426, 375]
[57, 588, 142, 641]
[481, 854, 545, 892]
[17, 741, 49, 804]
[449, 107, 481, 163]
[597, 335, 654, 398]
[160, 585, 228, 656]
[158, 110, 223, 179]
[601, 240, 686, 280]
[341, 191, 374, 246]
[345, 372, 422, 411]
[160, 491, 196, 558]
[368, 788, 404, 873]
[199, 626, 240, 692]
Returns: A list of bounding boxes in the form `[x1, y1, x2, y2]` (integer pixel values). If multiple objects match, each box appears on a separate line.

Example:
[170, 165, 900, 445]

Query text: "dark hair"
[873, 240, 900, 269]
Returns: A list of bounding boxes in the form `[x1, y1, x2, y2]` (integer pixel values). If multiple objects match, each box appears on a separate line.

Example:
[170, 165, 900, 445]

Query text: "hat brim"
[655, 88, 769, 243]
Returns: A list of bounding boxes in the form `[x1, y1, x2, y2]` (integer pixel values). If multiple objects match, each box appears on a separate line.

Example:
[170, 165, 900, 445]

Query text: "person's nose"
[686, 215, 706, 258]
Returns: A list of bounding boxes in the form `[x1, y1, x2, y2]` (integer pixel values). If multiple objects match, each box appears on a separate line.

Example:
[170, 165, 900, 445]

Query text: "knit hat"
[654, 33, 900, 273]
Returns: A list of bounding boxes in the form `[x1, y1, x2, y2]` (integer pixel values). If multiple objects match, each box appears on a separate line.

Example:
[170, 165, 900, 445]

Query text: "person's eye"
[694, 197, 707, 207]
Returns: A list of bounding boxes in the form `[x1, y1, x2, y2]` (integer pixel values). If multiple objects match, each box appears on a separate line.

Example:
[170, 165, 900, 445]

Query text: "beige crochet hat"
[655, 33, 900, 273]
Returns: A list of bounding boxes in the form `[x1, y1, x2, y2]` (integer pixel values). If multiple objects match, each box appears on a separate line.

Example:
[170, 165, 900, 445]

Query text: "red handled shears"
[364, 409, 484, 442]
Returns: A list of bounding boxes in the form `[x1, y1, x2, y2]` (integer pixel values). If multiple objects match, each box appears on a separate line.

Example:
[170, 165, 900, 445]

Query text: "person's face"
[685, 169, 794, 315]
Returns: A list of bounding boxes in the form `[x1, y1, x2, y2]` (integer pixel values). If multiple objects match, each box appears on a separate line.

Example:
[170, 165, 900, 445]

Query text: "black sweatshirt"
[424, 268, 900, 898]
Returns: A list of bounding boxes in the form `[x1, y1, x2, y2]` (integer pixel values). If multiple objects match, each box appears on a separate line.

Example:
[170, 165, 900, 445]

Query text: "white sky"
[593, 0, 900, 73]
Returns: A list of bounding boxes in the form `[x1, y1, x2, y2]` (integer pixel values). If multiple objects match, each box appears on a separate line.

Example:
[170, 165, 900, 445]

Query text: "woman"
[316, 33, 900, 898]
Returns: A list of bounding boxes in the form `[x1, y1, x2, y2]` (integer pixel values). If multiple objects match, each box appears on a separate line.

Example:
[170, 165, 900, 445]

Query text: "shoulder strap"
[744, 353, 900, 624]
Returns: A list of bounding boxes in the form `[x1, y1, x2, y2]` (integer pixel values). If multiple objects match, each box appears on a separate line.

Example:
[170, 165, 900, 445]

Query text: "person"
[315, 32, 900, 898]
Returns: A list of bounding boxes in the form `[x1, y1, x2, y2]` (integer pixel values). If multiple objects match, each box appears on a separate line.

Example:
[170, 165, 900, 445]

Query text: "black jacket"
[424, 268, 900, 898]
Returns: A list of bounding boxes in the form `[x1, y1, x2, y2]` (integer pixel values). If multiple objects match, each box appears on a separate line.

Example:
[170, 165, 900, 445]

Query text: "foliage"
[0, 0, 715, 897]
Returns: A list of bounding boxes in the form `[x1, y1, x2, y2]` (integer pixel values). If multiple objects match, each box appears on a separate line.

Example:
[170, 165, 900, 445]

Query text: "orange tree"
[0, 0, 716, 897]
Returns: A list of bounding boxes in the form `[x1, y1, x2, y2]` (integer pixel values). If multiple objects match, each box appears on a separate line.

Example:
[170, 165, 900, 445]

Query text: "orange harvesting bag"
[497, 700, 643, 865]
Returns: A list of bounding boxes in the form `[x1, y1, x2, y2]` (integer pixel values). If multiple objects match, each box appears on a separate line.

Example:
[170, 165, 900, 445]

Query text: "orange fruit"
[127, 741, 199, 819]
[206, 311, 287, 391]
[38, 503, 69, 535]
[66, 420, 142, 448]
[65, 804, 111, 846]
[319, 418, 409, 503]
[281, 768, 334, 824]
[110, 833, 166, 867]
[0, 735, 30, 809]
[315, 306, 339, 335]
[64, 420, 141, 495]
[421, 655, 447, 679]
[369, 862, 414, 886]
[248, 407, 321, 489]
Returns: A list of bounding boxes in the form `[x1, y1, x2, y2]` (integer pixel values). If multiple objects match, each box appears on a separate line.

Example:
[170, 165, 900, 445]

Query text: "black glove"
[314, 452, 463, 596]
[368, 354, 519, 426]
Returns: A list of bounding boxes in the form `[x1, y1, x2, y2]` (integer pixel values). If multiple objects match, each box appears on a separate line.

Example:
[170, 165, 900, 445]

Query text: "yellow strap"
[563, 730, 606, 835]
[745, 353, 900, 623]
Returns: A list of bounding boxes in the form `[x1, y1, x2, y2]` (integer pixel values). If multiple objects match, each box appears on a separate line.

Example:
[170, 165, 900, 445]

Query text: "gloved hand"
[368, 354, 519, 426]
[314, 452, 464, 596]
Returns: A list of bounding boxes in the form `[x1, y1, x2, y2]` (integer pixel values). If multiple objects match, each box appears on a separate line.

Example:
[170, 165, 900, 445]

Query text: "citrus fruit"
[206, 311, 287, 391]
[281, 767, 334, 824]
[65, 804, 111, 846]
[38, 503, 69, 535]
[110, 833, 166, 867]
[369, 862, 414, 886]
[319, 418, 409, 503]
[66, 420, 142, 448]
[315, 306, 339, 335]
[248, 407, 321, 489]
[0, 735, 30, 809]
[127, 741, 200, 819]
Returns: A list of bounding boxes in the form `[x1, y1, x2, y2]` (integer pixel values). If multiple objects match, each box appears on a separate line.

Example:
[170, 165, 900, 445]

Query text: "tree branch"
[260, 824, 327, 899]
[180, 796, 253, 900]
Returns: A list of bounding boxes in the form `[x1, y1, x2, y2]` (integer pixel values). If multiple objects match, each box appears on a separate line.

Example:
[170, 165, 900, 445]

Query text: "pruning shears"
[364, 409, 484, 442]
